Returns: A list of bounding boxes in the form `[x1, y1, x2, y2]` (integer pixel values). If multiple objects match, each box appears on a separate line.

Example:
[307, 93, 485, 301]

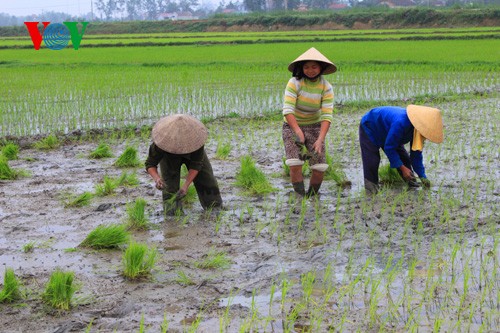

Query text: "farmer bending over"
[145, 114, 223, 216]
[282, 47, 337, 207]
[359, 105, 444, 194]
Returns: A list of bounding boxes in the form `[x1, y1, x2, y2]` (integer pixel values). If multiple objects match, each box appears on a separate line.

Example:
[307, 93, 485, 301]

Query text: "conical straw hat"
[407, 105, 444, 143]
[152, 114, 208, 154]
[288, 47, 337, 75]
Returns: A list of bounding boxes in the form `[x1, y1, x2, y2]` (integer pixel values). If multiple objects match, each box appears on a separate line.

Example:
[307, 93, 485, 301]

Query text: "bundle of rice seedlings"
[215, 142, 231, 160]
[0, 268, 22, 303]
[42, 270, 77, 310]
[378, 164, 404, 185]
[235, 156, 276, 195]
[94, 175, 118, 196]
[113, 146, 141, 168]
[79, 224, 129, 249]
[33, 134, 59, 150]
[122, 241, 157, 279]
[88, 143, 113, 159]
[194, 248, 232, 270]
[0, 155, 17, 180]
[115, 171, 139, 187]
[126, 198, 150, 230]
[1, 143, 19, 160]
[64, 192, 93, 208]
[325, 153, 351, 188]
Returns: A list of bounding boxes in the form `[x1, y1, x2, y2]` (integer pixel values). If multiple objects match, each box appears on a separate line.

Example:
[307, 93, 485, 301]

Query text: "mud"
[0, 100, 498, 332]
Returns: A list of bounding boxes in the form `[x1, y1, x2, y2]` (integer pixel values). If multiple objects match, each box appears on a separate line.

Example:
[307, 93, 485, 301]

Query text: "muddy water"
[0, 98, 499, 332]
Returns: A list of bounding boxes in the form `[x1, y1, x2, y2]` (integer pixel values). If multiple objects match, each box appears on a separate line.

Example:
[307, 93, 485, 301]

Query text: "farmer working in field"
[145, 114, 223, 216]
[359, 105, 444, 194]
[282, 47, 336, 206]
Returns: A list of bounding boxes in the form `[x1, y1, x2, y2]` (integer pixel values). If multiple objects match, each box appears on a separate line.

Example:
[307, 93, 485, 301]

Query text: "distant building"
[329, 3, 349, 10]
[158, 12, 199, 21]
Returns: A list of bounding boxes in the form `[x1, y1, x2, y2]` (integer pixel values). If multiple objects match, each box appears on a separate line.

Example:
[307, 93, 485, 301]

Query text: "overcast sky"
[0, 0, 93, 16]
[0, 0, 216, 17]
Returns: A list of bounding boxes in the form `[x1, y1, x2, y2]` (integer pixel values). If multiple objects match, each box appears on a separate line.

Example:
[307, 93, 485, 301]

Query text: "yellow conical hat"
[152, 114, 208, 154]
[288, 47, 337, 75]
[407, 105, 444, 143]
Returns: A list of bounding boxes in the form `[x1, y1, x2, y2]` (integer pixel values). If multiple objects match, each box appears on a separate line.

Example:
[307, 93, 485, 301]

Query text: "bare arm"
[178, 169, 199, 197]
[285, 114, 304, 143]
[312, 120, 331, 154]
[147, 167, 165, 189]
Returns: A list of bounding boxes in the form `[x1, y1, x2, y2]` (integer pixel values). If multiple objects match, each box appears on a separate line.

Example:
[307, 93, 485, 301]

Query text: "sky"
[0, 0, 93, 16]
[0, 0, 217, 17]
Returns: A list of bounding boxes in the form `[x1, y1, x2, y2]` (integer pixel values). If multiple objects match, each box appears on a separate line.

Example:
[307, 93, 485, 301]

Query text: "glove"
[420, 178, 431, 188]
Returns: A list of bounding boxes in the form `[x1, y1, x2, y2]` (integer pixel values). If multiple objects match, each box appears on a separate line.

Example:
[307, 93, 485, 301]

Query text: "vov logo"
[24, 22, 89, 50]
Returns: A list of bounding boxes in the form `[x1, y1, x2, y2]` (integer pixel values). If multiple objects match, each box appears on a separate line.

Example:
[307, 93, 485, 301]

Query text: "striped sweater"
[282, 76, 334, 125]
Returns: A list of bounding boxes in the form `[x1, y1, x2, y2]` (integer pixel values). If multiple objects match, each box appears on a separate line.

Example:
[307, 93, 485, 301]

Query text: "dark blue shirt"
[360, 106, 426, 178]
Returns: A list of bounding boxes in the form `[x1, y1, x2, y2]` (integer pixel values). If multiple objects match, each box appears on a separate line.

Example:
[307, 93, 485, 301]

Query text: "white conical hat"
[152, 114, 208, 154]
[288, 47, 337, 75]
[407, 105, 444, 143]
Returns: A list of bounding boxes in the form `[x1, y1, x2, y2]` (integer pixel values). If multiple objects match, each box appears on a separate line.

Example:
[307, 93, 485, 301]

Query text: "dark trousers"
[159, 151, 223, 211]
[359, 124, 412, 188]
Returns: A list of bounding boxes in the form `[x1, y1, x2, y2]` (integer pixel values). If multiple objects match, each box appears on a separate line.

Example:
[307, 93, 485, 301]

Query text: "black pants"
[159, 150, 223, 211]
[359, 124, 412, 188]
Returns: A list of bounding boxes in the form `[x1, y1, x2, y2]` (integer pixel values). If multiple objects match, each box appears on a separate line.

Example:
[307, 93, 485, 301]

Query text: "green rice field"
[0, 27, 498, 332]
[0, 28, 499, 136]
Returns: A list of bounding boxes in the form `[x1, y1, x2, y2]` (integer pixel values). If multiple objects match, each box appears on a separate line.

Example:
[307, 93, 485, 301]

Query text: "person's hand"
[399, 165, 414, 181]
[176, 188, 187, 199]
[154, 177, 165, 190]
[420, 178, 431, 188]
[312, 138, 324, 155]
[294, 130, 305, 145]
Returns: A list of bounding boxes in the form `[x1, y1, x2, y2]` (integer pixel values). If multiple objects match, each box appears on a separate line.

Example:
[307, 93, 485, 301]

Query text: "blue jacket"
[360, 106, 426, 178]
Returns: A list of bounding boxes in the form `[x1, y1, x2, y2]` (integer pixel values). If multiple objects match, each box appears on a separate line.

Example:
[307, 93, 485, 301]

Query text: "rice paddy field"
[0, 27, 499, 332]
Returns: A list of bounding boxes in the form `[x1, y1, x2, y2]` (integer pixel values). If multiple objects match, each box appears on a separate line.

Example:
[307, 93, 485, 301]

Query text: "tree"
[143, 0, 159, 19]
[178, 0, 199, 12]
[95, 0, 124, 20]
[243, 0, 266, 12]
[125, 0, 142, 20]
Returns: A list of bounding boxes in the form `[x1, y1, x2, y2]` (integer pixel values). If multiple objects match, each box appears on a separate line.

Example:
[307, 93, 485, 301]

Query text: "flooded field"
[0, 96, 498, 332]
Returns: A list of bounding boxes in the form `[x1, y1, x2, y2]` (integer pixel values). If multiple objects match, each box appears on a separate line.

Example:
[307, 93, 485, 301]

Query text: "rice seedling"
[94, 175, 119, 196]
[378, 164, 405, 185]
[79, 224, 130, 249]
[0, 155, 17, 180]
[113, 146, 141, 168]
[215, 141, 231, 159]
[125, 198, 150, 230]
[235, 156, 276, 195]
[33, 134, 59, 150]
[324, 152, 351, 187]
[0, 268, 23, 303]
[42, 269, 78, 310]
[174, 270, 196, 286]
[1, 143, 19, 160]
[122, 241, 158, 279]
[161, 313, 169, 333]
[63, 192, 93, 208]
[194, 248, 232, 270]
[115, 171, 140, 187]
[22, 241, 36, 253]
[88, 142, 113, 159]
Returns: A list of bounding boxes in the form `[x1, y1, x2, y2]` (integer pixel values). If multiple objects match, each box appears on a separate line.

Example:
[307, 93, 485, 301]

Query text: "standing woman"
[282, 47, 337, 203]
[145, 114, 223, 216]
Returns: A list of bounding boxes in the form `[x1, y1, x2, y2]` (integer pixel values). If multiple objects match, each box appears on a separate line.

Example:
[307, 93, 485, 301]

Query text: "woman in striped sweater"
[282, 47, 337, 207]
